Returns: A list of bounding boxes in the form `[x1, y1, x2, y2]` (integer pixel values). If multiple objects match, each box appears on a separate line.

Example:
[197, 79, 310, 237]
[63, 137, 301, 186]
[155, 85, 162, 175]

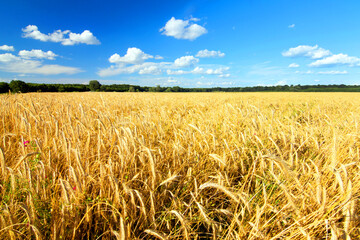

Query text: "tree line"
[1, 80, 360, 93]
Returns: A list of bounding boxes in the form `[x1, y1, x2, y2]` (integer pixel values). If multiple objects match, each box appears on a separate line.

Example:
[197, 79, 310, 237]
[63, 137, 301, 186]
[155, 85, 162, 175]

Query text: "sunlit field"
[1, 92, 360, 239]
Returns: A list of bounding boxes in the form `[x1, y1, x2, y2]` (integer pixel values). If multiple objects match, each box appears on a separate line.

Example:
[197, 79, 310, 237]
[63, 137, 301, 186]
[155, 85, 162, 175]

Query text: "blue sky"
[1, 0, 360, 87]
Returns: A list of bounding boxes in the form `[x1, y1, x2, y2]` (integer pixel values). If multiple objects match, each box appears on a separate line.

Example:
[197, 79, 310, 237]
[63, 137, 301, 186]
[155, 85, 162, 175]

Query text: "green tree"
[89, 80, 101, 91]
[128, 86, 136, 92]
[155, 85, 162, 92]
[172, 86, 181, 92]
[9, 80, 29, 93]
[0, 82, 9, 93]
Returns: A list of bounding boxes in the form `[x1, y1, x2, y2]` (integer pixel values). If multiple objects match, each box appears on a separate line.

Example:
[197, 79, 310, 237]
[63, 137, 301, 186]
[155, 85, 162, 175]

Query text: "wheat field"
[0, 92, 359, 239]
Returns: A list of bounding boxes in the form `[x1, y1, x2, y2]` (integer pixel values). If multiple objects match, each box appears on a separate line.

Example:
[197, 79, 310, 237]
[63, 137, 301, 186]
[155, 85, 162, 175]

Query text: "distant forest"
[2, 80, 360, 93]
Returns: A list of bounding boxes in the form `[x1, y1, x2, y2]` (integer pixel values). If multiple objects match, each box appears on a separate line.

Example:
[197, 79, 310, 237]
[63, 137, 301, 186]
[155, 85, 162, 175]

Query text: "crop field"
[1, 92, 360, 239]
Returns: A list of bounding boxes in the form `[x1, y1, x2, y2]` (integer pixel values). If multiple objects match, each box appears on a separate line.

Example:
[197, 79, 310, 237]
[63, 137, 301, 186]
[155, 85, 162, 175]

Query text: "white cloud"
[196, 49, 225, 58]
[63, 30, 100, 45]
[174, 55, 199, 67]
[19, 49, 58, 60]
[295, 70, 314, 74]
[219, 81, 234, 85]
[0, 45, 15, 51]
[0, 52, 81, 75]
[196, 81, 214, 86]
[288, 24, 295, 28]
[155, 55, 164, 60]
[98, 62, 169, 77]
[22, 25, 100, 45]
[317, 70, 348, 75]
[309, 53, 360, 67]
[192, 66, 204, 74]
[167, 78, 179, 83]
[99, 48, 173, 77]
[205, 67, 229, 75]
[191, 66, 230, 75]
[139, 66, 161, 75]
[0, 53, 20, 62]
[282, 45, 331, 59]
[288, 63, 299, 68]
[25, 64, 82, 75]
[167, 69, 188, 75]
[109, 47, 153, 65]
[219, 73, 231, 78]
[275, 80, 287, 86]
[99, 48, 231, 78]
[160, 17, 207, 40]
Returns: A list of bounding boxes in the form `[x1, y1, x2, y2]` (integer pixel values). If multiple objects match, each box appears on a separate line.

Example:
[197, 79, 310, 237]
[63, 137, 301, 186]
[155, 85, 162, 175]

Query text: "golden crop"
[1, 92, 360, 239]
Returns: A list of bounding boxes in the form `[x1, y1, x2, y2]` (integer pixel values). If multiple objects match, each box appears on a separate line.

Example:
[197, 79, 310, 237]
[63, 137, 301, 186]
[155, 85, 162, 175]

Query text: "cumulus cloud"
[282, 45, 331, 59]
[174, 55, 199, 67]
[0, 52, 81, 75]
[19, 49, 58, 60]
[160, 17, 207, 40]
[109, 47, 153, 65]
[196, 49, 225, 58]
[288, 63, 299, 68]
[99, 48, 171, 77]
[22, 25, 100, 45]
[309, 53, 360, 67]
[288, 24, 295, 28]
[0, 45, 15, 51]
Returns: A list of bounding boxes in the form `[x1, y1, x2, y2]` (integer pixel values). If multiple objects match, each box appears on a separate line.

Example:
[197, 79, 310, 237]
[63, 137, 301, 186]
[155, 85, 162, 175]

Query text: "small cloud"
[275, 80, 287, 86]
[282, 45, 331, 59]
[288, 24, 295, 28]
[288, 63, 299, 68]
[167, 69, 188, 75]
[191, 66, 230, 75]
[219, 73, 231, 78]
[22, 25, 100, 45]
[167, 78, 179, 83]
[0, 45, 15, 51]
[160, 17, 207, 40]
[173, 55, 199, 67]
[155, 55, 164, 60]
[196, 81, 214, 86]
[220, 81, 234, 85]
[109, 47, 153, 65]
[139, 66, 161, 75]
[196, 49, 225, 58]
[19, 49, 58, 60]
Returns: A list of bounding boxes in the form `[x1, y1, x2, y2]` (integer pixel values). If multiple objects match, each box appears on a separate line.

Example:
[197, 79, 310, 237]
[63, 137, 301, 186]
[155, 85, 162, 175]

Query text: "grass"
[0, 92, 360, 239]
